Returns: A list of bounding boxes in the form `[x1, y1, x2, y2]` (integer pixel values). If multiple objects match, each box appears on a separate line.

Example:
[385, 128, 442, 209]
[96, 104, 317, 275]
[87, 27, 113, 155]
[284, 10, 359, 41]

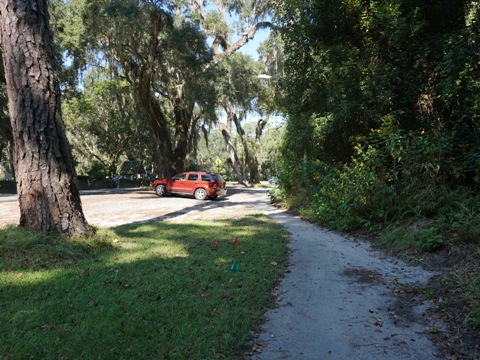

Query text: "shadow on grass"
[0, 214, 288, 359]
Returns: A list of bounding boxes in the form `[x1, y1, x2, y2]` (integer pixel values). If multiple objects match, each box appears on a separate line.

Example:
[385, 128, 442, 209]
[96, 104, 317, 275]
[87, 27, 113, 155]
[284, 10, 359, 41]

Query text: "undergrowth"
[277, 122, 480, 332]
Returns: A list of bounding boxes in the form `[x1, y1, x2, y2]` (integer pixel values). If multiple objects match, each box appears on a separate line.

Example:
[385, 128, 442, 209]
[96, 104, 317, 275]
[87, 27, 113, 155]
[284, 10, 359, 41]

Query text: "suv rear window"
[201, 175, 211, 182]
[213, 174, 225, 183]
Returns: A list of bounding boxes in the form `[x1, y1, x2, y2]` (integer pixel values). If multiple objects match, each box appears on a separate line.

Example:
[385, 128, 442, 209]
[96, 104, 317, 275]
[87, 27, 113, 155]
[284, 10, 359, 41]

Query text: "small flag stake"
[231, 260, 240, 272]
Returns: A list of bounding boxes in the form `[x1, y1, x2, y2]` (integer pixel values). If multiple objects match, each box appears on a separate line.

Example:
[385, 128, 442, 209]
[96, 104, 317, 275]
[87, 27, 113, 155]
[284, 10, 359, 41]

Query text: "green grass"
[0, 214, 289, 359]
[378, 220, 445, 252]
[251, 182, 271, 189]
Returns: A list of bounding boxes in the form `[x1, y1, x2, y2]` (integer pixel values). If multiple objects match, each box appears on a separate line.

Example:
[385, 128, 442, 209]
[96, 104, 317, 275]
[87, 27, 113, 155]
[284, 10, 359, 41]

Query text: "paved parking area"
[0, 187, 270, 228]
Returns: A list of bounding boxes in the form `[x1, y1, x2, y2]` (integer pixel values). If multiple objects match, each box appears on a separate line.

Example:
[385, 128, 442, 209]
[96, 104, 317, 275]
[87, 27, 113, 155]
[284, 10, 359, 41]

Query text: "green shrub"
[268, 186, 285, 204]
[305, 120, 462, 231]
[417, 227, 444, 251]
[87, 161, 107, 182]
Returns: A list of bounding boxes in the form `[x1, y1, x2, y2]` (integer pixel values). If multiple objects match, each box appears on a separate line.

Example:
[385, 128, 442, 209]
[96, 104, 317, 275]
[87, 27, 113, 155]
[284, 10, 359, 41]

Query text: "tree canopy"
[0, 0, 282, 235]
[53, 0, 276, 177]
[273, 0, 480, 229]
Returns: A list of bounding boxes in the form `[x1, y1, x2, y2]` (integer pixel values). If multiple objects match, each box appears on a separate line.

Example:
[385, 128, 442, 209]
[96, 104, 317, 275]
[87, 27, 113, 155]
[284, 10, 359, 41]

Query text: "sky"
[238, 28, 270, 61]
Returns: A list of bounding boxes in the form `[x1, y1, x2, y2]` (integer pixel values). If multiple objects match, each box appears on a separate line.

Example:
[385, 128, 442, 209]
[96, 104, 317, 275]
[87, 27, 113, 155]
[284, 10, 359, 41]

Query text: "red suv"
[153, 172, 227, 200]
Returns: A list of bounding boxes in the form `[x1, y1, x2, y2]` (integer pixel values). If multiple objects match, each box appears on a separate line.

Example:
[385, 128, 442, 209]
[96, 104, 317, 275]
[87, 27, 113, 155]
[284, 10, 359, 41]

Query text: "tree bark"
[136, 81, 174, 177]
[220, 108, 248, 186]
[221, 128, 248, 186]
[126, 9, 174, 178]
[249, 118, 267, 184]
[172, 98, 196, 173]
[0, 0, 92, 236]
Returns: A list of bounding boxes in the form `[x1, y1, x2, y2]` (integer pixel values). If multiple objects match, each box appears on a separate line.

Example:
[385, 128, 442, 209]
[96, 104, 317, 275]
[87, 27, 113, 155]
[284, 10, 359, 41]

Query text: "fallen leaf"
[372, 317, 383, 327]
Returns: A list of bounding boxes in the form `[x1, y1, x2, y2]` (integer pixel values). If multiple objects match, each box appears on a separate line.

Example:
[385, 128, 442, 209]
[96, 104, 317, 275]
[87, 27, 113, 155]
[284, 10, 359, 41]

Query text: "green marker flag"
[231, 260, 240, 272]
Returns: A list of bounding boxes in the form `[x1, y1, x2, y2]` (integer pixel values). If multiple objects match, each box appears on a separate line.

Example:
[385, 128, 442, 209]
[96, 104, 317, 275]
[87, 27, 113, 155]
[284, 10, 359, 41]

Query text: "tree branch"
[205, 21, 278, 70]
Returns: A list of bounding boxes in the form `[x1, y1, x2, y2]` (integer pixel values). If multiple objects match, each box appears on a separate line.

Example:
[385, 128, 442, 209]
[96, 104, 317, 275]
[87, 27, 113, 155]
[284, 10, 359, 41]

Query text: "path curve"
[252, 195, 444, 359]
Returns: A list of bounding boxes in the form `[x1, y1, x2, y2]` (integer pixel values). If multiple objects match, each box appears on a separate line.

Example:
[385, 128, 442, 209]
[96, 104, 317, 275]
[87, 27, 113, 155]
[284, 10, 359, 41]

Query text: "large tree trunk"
[0, 0, 92, 236]
[137, 85, 174, 178]
[172, 99, 191, 172]
[130, 10, 174, 178]
[173, 99, 201, 173]
[221, 129, 248, 186]
[221, 107, 248, 186]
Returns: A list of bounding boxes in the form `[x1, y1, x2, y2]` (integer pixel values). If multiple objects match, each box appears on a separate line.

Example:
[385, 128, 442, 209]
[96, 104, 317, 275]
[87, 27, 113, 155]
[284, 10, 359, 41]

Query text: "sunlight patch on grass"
[0, 214, 289, 359]
[0, 270, 59, 286]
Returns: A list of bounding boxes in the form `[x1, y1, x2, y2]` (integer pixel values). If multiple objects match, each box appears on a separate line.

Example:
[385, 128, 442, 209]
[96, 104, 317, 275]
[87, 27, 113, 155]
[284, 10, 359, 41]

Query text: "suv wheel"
[194, 188, 207, 200]
[155, 185, 166, 197]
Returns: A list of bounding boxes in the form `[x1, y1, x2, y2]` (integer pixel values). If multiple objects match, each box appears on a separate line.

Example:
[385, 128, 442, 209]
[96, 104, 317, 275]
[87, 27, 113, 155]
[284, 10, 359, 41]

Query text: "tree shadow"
[83, 186, 271, 227]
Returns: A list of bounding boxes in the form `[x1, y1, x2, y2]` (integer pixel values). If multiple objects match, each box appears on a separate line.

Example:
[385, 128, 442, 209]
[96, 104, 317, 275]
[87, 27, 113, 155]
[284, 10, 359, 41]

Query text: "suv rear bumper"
[211, 188, 227, 197]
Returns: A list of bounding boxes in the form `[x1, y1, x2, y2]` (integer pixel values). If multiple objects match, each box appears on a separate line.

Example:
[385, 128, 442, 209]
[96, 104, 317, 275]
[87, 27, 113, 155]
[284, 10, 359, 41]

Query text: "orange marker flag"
[233, 237, 238, 247]
[214, 240, 218, 249]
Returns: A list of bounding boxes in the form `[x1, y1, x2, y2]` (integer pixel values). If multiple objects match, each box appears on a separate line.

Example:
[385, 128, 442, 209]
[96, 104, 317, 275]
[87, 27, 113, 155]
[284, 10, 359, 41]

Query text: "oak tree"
[0, 0, 92, 236]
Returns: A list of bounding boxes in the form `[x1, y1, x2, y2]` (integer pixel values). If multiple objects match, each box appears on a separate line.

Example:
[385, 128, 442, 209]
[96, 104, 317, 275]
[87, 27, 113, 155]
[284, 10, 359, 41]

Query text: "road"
[0, 187, 445, 359]
[0, 187, 267, 228]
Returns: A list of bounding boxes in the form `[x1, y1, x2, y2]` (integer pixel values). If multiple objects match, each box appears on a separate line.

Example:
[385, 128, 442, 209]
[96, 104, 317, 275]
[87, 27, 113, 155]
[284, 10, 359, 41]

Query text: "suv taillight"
[211, 181, 218, 188]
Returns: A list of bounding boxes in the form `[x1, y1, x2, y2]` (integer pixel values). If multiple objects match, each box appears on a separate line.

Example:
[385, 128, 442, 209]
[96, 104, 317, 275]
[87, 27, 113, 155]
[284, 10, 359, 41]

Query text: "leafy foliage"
[51, 0, 276, 177]
[63, 72, 151, 177]
[269, 3, 480, 339]
[273, 0, 480, 236]
[213, 53, 274, 184]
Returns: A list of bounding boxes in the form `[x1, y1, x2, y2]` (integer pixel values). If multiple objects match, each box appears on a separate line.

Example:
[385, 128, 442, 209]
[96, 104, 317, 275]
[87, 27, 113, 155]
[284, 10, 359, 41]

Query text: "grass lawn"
[0, 214, 289, 359]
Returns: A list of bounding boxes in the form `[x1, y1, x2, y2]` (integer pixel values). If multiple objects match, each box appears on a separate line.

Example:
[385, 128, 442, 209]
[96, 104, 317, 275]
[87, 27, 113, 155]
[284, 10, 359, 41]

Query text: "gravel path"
[251, 206, 444, 359]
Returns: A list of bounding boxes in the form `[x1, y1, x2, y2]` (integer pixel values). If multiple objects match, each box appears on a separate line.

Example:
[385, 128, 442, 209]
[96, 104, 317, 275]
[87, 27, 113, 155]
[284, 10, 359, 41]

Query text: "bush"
[305, 120, 464, 229]
[417, 227, 444, 251]
[87, 161, 107, 182]
[268, 186, 285, 204]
